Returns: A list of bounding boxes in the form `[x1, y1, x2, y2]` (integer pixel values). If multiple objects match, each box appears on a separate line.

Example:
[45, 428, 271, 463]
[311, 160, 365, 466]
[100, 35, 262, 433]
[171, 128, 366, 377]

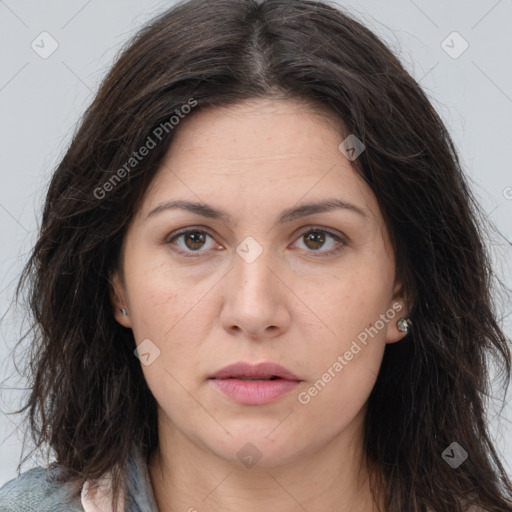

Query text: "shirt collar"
[81, 446, 160, 512]
[125, 446, 160, 512]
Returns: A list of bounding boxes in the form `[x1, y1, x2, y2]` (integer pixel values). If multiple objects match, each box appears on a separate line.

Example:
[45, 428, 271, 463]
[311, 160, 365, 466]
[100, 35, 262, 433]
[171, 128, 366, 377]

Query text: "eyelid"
[165, 225, 347, 257]
[296, 225, 348, 244]
[291, 226, 347, 256]
[165, 226, 221, 256]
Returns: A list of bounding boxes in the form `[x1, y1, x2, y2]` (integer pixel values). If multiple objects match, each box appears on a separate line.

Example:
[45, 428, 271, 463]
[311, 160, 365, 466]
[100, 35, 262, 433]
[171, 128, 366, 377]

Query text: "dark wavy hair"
[5, 0, 512, 510]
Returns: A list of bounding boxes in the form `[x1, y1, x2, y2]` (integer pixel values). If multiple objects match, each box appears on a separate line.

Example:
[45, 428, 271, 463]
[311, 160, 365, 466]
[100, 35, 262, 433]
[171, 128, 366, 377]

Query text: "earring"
[120, 308, 128, 316]
[397, 317, 411, 333]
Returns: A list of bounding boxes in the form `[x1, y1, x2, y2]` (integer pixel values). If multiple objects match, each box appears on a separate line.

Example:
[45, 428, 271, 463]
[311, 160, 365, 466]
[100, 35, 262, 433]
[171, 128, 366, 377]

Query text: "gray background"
[1, 0, 511, 486]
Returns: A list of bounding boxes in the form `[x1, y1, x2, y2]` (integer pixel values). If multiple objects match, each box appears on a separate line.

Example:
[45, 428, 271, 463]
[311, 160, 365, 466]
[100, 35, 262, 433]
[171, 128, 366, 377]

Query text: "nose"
[219, 247, 292, 341]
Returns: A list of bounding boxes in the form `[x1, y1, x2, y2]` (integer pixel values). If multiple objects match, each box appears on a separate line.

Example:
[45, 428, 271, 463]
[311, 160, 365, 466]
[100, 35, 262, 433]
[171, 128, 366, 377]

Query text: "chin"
[203, 428, 311, 469]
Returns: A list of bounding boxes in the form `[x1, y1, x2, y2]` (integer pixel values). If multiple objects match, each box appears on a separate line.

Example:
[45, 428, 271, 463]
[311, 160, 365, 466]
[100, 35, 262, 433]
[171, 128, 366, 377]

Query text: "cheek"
[125, 256, 220, 387]
[299, 252, 394, 342]
[296, 319, 386, 436]
[124, 251, 209, 339]
[292, 254, 393, 406]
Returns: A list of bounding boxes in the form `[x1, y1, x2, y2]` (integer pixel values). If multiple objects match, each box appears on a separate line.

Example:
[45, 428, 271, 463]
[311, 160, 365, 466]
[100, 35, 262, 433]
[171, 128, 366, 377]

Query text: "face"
[111, 98, 409, 468]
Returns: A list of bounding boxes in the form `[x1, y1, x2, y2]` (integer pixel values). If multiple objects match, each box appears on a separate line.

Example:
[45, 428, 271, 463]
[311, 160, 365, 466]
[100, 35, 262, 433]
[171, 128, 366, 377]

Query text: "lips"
[208, 361, 302, 405]
[209, 361, 302, 381]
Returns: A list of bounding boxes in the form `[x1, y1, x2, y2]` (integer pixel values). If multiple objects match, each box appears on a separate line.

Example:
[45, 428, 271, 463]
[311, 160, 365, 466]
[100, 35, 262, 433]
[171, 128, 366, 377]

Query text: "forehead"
[140, 98, 380, 225]
[168, 97, 344, 162]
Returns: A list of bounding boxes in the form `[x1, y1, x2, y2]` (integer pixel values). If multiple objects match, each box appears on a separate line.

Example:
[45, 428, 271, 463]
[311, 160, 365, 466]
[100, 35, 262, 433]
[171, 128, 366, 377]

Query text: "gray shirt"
[0, 446, 159, 512]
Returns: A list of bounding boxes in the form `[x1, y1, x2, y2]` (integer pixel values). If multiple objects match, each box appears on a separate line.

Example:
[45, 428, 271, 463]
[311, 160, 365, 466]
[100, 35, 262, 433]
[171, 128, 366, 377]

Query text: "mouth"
[222, 376, 282, 381]
[208, 361, 302, 382]
[208, 361, 302, 405]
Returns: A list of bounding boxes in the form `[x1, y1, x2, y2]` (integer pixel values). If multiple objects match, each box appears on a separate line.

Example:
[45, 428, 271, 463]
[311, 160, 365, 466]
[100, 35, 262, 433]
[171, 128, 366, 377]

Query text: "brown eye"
[303, 231, 326, 250]
[183, 231, 207, 250]
[294, 228, 346, 256]
[167, 229, 219, 256]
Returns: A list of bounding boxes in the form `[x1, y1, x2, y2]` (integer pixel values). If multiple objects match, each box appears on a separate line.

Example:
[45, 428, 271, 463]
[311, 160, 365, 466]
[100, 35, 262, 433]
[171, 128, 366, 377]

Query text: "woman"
[0, 0, 511, 511]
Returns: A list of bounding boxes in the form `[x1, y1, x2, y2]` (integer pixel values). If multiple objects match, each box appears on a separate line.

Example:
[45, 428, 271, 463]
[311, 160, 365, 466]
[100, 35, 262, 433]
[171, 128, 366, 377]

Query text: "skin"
[111, 98, 410, 512]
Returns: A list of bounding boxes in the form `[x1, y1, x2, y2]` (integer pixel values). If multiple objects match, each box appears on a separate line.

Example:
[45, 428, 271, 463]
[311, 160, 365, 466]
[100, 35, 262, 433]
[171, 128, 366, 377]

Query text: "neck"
[148, 410, 383, 512]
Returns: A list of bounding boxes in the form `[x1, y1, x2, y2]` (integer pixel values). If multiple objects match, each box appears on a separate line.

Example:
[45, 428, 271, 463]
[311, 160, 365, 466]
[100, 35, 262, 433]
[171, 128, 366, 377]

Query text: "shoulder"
[0, 464, 83, 512]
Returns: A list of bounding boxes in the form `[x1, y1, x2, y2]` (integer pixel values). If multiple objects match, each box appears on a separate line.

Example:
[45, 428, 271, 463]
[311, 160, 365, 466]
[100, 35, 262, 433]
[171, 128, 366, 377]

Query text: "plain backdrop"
[1, 0, 511, 487]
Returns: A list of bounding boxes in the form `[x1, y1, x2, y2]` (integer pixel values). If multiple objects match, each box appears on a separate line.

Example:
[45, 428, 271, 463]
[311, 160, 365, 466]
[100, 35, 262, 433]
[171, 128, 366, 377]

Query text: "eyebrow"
[146, 198, 368, 224]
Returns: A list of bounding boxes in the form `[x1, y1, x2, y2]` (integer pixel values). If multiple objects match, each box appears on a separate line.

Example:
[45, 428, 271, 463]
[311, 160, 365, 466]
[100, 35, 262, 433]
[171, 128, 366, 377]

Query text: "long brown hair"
[6, 0, 512, 510]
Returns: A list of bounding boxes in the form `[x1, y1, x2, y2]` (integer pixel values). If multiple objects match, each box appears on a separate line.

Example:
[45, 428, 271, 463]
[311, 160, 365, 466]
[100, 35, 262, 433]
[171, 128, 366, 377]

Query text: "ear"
[109, 270, 132, 329]
[385, 280, 411, 344]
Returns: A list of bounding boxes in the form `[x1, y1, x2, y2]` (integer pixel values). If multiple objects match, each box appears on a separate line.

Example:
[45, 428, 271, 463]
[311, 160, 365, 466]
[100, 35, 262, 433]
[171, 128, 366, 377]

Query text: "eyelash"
[165, 226, 347, 258]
